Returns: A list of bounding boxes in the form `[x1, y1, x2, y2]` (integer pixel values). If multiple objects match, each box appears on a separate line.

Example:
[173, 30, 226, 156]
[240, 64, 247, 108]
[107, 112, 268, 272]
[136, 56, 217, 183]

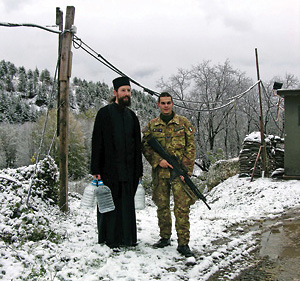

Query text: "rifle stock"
[148, 136, 211, 210]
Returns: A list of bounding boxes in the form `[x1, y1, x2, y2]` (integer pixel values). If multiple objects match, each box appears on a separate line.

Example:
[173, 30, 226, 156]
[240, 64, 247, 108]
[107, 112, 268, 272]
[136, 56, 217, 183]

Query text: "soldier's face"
[158, 96, 173, 115]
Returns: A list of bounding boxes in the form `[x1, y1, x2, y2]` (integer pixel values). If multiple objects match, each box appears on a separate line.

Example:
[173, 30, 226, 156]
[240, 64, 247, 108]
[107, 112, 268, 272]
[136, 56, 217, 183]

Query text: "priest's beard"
[118, 95, 131, 108]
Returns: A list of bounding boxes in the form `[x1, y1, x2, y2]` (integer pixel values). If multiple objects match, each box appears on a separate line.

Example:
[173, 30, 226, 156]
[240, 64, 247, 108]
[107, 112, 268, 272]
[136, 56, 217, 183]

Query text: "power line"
[0, 22, 61, 34]
[72, 35, 260, 112]
[72, 35, 157, 95]
[0, 21, 260, 113]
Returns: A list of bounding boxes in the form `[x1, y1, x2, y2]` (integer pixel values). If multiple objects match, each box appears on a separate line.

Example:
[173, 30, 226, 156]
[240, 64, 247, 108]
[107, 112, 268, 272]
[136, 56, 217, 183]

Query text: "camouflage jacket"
[142, 112, 195, 179]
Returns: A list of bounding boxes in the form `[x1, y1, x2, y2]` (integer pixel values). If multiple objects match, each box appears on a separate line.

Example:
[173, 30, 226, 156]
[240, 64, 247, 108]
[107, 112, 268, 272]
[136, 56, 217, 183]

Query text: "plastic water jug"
[134, 181, 145, 210]
[94, 180, 115, 213]
[80, 181, 96, 210]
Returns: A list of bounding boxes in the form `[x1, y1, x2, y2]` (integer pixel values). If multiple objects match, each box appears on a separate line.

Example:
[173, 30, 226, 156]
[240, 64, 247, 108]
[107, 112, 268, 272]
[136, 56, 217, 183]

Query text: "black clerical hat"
[113, 77, 131, 91]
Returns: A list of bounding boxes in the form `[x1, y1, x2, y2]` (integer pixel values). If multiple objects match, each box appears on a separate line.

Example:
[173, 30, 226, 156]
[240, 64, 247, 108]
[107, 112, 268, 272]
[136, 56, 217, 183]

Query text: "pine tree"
[17, 67, 27, 93]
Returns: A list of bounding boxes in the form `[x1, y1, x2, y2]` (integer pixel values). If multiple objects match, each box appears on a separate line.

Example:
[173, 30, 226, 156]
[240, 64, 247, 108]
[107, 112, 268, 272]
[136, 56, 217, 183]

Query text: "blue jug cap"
[92, 179, 103, 186]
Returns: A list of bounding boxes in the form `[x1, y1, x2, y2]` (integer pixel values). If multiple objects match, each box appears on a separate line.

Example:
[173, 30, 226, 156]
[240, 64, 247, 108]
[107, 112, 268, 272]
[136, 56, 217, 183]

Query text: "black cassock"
[91, 102, 143, 248]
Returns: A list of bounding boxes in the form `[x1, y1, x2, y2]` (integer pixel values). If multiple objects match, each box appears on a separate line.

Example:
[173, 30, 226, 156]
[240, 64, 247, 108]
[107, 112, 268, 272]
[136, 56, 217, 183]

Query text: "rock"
[206, 158, 240, 190]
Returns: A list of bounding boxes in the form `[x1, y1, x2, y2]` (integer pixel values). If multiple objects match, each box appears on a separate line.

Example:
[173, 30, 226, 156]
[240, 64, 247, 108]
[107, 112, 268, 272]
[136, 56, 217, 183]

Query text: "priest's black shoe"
[177, 245, 195, 257]
[153, 238, 171, 248]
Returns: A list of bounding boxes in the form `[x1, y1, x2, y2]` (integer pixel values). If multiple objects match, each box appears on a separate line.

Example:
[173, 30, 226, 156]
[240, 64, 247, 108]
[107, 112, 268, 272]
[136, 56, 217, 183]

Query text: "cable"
[173, 80, 260, 112]
[73, 35, 154, 95]
[1, 21, 259, 113]
[0, 22, 61, 34]
[72, 35, 260, 112]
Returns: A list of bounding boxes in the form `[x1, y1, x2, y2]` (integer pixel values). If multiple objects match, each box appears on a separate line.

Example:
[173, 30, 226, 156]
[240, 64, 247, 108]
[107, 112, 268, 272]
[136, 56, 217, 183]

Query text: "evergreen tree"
[40, 69, 51, 85]
[27, 78, 35, 98]
[33, 68, 40, 93]
[5, 76, 14, 92]
[17, 66, 27, 93]
[0, 60, 8, 78]
[8, 62, 17, 79]
[27, 69, 33, 79]
[35, 85, 48, 106]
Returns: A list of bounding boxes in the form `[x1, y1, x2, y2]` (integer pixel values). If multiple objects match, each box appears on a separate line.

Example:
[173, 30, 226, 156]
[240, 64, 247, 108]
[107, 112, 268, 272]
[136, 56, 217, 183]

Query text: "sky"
[0, 0, 299, 91]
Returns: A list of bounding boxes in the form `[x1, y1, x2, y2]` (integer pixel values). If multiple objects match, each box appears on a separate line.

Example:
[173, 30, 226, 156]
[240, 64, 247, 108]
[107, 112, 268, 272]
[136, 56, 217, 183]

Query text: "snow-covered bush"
[31, 156, 59, 205]
[0, 156, 61, 244]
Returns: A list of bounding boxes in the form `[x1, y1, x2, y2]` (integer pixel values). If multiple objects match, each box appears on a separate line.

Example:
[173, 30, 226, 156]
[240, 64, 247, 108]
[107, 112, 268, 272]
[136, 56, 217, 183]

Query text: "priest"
[91, 76, 143, 249]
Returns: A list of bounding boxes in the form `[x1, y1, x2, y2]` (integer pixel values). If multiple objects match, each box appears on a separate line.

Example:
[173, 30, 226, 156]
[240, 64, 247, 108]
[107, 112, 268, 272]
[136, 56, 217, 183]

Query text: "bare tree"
[190, 60, 249, 154]
[0, 123, 18, 168]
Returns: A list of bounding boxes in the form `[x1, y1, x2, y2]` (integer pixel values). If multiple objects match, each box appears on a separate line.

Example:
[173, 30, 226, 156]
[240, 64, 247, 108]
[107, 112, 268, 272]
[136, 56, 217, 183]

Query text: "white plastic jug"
[134, 181, 145, 210]
[80, 181, 96, 210]
[94, 180, 115, 213]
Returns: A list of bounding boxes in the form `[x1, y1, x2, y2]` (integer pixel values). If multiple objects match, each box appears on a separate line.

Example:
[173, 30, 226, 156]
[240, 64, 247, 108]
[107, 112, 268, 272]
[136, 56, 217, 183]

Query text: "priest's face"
[114, 85, 131, 107]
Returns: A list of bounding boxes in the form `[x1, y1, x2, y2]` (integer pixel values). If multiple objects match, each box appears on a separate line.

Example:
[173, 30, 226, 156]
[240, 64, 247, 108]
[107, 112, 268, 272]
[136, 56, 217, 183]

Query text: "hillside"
[0, 59, 158, 175]
[0, 59, 158, 125]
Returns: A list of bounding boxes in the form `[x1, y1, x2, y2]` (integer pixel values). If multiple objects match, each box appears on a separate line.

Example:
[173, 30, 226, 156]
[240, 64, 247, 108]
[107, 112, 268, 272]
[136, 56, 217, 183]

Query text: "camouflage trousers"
[152, 177, 196, 246]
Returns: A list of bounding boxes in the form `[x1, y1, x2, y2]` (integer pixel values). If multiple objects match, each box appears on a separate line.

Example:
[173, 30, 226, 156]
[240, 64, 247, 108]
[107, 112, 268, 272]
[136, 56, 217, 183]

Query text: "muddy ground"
[233, 209, 300, 281]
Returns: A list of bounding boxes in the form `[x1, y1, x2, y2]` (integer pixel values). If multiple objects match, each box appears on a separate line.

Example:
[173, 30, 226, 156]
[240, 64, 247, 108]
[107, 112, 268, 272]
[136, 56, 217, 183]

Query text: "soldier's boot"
[177, 245, 194, 257]
[153, 238, 171, 248]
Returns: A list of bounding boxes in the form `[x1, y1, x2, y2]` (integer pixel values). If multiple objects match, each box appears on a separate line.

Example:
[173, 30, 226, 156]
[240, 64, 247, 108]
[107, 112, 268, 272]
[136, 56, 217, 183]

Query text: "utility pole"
[56, 7, 63, 137]
[255, 48, 267, 177]
[58, 6, 75, 212]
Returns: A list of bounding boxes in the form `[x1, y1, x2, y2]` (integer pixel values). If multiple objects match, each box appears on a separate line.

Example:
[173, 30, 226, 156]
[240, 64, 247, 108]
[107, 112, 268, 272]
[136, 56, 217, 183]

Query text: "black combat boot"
[177, 245, 195, 257]
[153, 238, 171, 248]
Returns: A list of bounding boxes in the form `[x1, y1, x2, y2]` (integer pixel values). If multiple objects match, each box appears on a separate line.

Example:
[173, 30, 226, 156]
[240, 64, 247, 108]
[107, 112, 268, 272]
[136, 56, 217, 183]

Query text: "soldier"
[142, 92, 196, 257]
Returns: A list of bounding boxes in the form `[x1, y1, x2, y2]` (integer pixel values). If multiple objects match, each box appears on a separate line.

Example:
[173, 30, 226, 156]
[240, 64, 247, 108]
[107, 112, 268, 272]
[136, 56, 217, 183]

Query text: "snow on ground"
[1, 175, 300, 281]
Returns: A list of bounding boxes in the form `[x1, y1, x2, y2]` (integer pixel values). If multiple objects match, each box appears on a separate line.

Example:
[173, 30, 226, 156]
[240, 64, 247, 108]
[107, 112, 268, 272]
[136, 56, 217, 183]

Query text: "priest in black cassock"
[91, 76, 143, 249]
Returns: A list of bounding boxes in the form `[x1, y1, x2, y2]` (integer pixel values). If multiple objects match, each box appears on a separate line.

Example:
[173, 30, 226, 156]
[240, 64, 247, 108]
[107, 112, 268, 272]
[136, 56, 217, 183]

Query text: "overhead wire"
[72, 35, 155, 95]
[72, 35, 260, 113]
[0, 22, 61, 34]
[0, 21, 260, 113]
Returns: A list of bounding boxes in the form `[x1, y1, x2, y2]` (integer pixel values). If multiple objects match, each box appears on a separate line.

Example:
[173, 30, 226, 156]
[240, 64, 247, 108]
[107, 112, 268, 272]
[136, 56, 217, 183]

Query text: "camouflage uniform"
[142, 112, 196, 246]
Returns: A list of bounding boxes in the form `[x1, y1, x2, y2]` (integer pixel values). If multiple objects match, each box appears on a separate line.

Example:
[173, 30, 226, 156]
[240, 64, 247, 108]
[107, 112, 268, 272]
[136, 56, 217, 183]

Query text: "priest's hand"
[93, 174, 101, 180]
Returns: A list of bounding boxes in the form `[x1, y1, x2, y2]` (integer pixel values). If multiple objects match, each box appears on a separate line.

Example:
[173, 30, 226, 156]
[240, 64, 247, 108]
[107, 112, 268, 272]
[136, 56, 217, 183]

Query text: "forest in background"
[0, 59, 299, 179]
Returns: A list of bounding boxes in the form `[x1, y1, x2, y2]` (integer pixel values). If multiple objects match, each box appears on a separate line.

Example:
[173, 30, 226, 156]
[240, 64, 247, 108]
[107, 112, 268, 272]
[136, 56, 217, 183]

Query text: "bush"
[0, 156, 61, 244]
[31, 156, 59, 204]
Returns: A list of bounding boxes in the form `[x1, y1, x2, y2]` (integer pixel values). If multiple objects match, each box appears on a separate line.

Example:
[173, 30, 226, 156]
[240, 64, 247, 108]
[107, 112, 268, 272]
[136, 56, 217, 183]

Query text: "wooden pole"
[250, 145, 262, 182]
[58, 6, 75, 212]
[255, 48, 267, 177]
[56, 7, 63, 137]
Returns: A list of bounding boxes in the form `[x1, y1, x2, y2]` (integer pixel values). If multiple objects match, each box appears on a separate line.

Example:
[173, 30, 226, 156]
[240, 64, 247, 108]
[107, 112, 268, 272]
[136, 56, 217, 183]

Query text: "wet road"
[235, 209, 300, 281]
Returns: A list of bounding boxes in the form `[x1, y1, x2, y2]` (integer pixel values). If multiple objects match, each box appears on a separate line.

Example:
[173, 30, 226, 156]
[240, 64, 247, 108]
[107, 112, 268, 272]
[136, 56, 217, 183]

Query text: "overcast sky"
[0, 0, 299, 90]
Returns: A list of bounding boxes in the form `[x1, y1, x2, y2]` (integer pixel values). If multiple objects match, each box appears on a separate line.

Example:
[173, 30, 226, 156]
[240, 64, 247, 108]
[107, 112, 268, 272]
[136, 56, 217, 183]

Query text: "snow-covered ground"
[1, 174, 300, 281]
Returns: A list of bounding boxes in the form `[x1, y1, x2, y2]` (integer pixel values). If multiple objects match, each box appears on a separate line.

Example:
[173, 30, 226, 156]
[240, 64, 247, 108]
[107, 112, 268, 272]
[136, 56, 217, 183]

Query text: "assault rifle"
[148, 136, 211, 210]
